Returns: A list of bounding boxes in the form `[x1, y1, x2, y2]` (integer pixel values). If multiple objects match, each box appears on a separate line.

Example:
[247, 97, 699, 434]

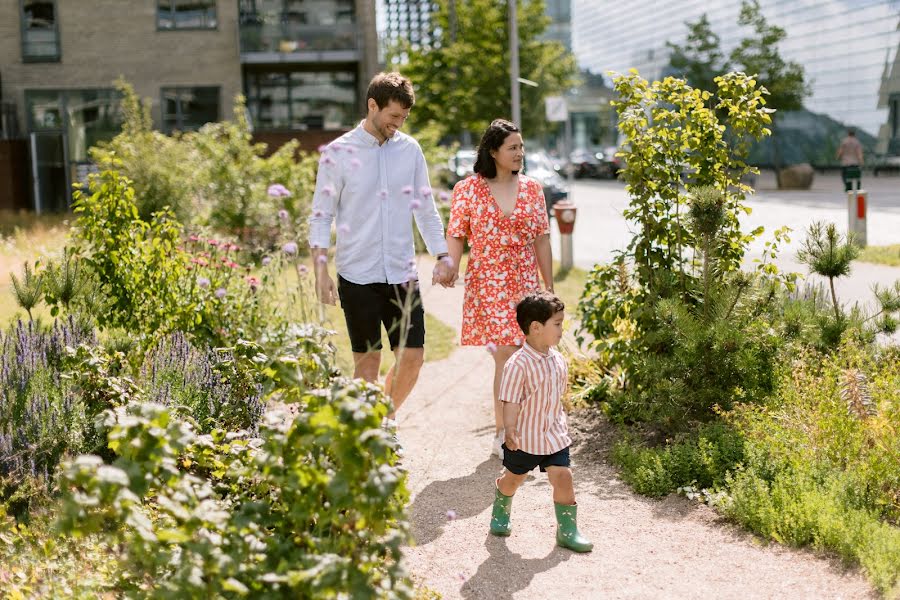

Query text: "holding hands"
[432, 255, 459, 288]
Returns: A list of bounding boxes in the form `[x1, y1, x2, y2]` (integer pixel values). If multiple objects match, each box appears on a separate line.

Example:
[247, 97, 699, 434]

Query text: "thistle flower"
[322, 184, 336, 197]
[338, 223, 351, 234]
[350, 158, 362, 169]
[317, 144, 328, 153]
[378, 190, 389, 200]
[419, 186, 433, 198]
[316, 255, 328, 265]
[439, 191, 451, 202]
[298, 264, 309, 275]
[446, 510, 458, 521]
[215, 288, 227, 299]
[278, 208, 290, 221]
[402, 185, 413, 195]
[261, 256, 272, 266]
[197, 277, 210, 289]
[283, 242, 299, 255]
[268, 184, 292, 198]
[409, 199, 422, 210]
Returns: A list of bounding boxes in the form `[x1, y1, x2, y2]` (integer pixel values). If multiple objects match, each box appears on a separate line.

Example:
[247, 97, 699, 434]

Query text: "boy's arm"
[498, 358, 525, 451]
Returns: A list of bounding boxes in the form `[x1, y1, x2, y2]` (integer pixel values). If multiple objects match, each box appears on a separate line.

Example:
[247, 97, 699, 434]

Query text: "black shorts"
[501, 444, 570, 475]
[336, 275, 425, 353]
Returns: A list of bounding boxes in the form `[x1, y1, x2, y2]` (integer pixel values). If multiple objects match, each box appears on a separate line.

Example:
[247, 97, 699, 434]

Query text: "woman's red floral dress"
[447, 174, 549, 346]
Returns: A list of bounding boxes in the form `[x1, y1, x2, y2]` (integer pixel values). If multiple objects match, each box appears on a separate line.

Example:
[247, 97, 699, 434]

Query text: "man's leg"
[384, 347, 424, 415]
[352, 351, 381, 383]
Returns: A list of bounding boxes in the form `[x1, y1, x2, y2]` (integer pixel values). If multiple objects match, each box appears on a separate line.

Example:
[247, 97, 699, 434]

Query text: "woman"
[444, 119, 554, 458]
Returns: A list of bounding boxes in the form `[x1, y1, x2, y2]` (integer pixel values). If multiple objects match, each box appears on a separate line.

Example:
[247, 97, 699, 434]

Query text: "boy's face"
[529, 310, 565, 347]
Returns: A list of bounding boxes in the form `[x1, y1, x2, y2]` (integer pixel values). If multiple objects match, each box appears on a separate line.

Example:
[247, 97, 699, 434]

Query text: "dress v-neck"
[482, 175, 521, 219]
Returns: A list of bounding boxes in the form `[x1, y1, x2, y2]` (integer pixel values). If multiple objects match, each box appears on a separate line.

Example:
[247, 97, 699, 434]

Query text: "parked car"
[445, 149, 477, 186]
[524, 152, 569, 215]
[569, 147, 622, 179]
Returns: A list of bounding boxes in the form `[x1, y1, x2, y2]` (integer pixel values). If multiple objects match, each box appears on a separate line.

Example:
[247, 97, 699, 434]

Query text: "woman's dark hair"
[474, 119, 520, 178]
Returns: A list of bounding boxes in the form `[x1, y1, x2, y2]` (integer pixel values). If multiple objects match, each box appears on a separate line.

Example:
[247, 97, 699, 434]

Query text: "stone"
[778, 163, 815, 189]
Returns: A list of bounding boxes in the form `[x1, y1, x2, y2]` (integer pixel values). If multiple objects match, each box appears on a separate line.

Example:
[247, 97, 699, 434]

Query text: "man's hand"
[432, 256, 459, 288]
[315, 273, 337, 305]
[504, 429, 520, 452]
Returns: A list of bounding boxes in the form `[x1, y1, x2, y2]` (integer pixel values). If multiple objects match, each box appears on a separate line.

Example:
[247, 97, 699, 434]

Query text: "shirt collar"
[522, 341, 552, 360]
[354, 119, 399, 146]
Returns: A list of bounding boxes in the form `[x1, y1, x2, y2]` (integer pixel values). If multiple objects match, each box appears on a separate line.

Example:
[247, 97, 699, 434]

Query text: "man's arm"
[411, 146, 449, 257]
[308, 149, 343, 304]
[312, 248, 337, 305]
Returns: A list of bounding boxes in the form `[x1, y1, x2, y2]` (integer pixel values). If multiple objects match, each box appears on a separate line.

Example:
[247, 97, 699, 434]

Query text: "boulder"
[778, 163, 814, 190]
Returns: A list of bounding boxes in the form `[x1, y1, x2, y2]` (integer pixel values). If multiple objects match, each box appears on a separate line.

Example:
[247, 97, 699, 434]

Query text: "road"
[552, 171, 900, 310]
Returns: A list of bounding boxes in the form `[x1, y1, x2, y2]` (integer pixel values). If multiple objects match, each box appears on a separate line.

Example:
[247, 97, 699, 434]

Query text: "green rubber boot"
[489, 485, 513, 536]
[554, 502, 593, 552]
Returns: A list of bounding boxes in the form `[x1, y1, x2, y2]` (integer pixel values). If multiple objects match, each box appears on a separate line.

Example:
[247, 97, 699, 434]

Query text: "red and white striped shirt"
[498, 342, 571, 455]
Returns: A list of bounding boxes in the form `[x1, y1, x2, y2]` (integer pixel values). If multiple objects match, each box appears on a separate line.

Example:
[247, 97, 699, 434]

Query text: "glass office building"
[573, 0, 900, 158]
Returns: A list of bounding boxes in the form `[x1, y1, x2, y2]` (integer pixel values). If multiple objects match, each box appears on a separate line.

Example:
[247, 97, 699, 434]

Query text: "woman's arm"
[442, 235, 466, 287]
[534, 233, 553, 292]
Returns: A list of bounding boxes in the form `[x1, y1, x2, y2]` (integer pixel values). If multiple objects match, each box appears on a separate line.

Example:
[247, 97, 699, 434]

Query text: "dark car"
[569, 147, 622, 179]
[524, 152, 569, 215]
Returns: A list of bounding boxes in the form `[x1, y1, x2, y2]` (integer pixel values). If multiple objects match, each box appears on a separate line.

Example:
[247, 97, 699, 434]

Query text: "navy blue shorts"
[501, 444, 570, 475]
[336, 275, 425, 353]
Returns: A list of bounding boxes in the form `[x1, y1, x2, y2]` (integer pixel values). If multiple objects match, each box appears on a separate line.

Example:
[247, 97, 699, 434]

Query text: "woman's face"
[490, 132, 524, 174]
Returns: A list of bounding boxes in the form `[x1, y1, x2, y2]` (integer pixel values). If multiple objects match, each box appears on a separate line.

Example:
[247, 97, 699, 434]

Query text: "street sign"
[545, 96, 568, 122]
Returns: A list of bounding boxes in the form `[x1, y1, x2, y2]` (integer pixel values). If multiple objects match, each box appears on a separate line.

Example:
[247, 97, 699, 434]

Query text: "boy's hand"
[504, 430, 520, 452]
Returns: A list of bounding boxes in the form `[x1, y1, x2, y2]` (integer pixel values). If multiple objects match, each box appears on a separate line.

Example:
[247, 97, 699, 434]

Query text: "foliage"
[9, 261, 43, 321]
[857, 244, 900, 268]
[58, 383, 410, 599]
[665, 14, 727, 95]
[396, 0, 578, 139]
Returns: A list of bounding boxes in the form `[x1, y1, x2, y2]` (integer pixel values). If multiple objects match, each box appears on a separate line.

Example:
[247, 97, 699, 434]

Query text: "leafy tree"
[665, 14, 728, 95]
[395, 0, 577, 139]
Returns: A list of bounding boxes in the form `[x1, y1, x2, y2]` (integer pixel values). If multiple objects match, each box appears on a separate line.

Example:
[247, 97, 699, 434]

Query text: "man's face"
[368, 99, 410, 141]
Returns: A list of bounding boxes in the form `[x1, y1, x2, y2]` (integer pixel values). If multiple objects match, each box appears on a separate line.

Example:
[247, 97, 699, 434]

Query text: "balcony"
[239, 20, 360, 64]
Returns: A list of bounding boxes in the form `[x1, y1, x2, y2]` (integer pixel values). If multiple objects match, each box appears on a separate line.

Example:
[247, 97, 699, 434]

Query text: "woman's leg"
[491, 345, 519, 434]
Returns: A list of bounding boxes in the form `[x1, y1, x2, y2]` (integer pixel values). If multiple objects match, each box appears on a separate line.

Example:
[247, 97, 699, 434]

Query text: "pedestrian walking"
[488, 291, 592, 553]
[440, 119, 554, 459]
[308, 71, 456, 426]
[837, 127, 864, 192]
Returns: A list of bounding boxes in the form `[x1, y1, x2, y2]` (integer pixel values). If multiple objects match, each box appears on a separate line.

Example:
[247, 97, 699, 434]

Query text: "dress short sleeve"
[447, 178, 472, 238]
[532, 180, 550, 236]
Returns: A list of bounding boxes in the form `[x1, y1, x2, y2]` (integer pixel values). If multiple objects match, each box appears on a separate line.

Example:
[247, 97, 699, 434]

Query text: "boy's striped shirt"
[499, 342, 571, 455]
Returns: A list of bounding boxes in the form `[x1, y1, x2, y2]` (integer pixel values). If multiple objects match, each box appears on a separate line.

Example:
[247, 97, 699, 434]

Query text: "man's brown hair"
[367, 72, 415, 110]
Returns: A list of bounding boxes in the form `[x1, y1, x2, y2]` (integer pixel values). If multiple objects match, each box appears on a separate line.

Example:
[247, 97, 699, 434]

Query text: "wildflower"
[338, 223, 351, 234]
[313, 209, 324, 217]
[189, 234, 199, 242]
[246, 276, 260, 291]
[283, 242, 298, 255]
[317, 144, 328, 153]
[267, 184, 291, 198]
[208, 239, 219, 247]
[446, 510, 458, 521]
[316, 255, 328, 265]
[298, 264, 309, 275]
[214, 287, 226, 299]
[419, 186, 433, 198]
[197, 277, 210, 289]
[262, 256, 272, 266]
[278, 209, 289, 221]
[350, 158, 362, 169]
[409, 199, 421, 210]
[485, 342, 498, 354]
[227, 261, 239, 269]
[401, 185, 413, 195]
[377, 189, 389, 199]
[191, 257, 208, 267]
[322, 184, 336, 197]
[320, 154, 336, 166]
[439, 191, 451, 202]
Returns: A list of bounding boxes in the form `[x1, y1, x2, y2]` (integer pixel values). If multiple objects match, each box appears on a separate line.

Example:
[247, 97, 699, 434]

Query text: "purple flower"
[419, 186, 433, 198]
[338, 223, 351, 234]
[313, 209, 324, 217]
[268, 184, 291, 198]
[316, 255, 328, 265]
[401, 185, 413, 195]
[377, 189, 389, 199]
[298, 264, 309, 275]
[322, 184, 336, 197]
[439, 191, 451, 202]
[485, 342, 498, 354]
[409, 199, 422, 210]
[350, 158, 362, 169]
[278, 208, 289, 221]
[261, 256, 272, 266]
[446, 509, 458, 521]
[214, 287, 227, 299]
[317, 144, 328, 153]
[197, 277, 210, 289]
[283, 242, 298, 255]
[320, 154, 336, 166]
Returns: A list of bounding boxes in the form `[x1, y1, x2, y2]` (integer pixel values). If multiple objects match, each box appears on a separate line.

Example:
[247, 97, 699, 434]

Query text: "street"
[553, 171, 900, 310]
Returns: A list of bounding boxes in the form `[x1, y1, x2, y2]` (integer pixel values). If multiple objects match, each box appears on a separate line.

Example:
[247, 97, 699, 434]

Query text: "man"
[836, 128, 864, 192]
[308, 72, 455, 420]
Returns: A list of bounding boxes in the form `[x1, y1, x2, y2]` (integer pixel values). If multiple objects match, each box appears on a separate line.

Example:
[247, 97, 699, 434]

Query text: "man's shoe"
[490, 482, 513, 536]
[554, 502, 593, 552]
[492, 430, 504, 460]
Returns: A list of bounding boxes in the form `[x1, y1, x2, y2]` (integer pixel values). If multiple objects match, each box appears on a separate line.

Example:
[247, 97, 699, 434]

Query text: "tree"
[394, 0, 577, 139]
[666, 14, 728, 95]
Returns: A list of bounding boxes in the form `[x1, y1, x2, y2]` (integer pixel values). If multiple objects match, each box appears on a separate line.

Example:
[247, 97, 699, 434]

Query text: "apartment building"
[0, 0, 377, 212]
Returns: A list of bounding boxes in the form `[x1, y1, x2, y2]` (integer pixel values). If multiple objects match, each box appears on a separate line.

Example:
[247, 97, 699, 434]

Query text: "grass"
[856, 244, 900, 267]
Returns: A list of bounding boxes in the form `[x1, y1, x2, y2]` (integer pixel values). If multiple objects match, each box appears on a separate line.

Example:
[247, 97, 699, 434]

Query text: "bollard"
[553, 200, 577, 270]
[847, 189, 868, 247]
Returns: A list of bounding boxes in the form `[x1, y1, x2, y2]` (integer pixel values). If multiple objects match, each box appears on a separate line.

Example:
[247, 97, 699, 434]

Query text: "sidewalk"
[401, 257, 874, 599]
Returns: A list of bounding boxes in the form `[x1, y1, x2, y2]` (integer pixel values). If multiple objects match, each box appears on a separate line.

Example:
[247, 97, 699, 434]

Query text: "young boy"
[488, 291, 593, 553]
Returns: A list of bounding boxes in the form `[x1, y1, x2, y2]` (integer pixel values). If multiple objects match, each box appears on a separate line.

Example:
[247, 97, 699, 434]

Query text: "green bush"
[58, 380, 410, 599]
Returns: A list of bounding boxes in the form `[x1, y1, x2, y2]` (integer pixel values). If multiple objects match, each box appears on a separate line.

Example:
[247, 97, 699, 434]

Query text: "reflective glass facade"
[244, 70, 357, 130]
[573, 0, 900, 145]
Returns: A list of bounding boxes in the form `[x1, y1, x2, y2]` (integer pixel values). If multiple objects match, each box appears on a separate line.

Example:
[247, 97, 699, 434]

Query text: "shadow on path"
[409, 458, 498, 546]
[460, 534, 571, 600]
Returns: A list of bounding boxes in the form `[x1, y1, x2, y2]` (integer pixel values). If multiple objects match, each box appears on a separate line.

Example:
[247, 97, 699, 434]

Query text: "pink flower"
[419, 186, 433, 198]
[316, 254, 328, 264]
[320, 154, 336, 166]
[208, 239, 219, 247]
[322, 184, 336, 197]
[214, 287, 226, 299]
[298, 264, 309, 275]
[446, 510, 458, 521]
[246, 276, 260, 291]
[401, 185, 413, 195]
[439, 191, 451, 202]
[317, 144, 328, 153]
[313, 209, 324, 218]
[409, 199, 422, 210]
[283, 242, 298, 255]
[485, 342, 498, 354]
[378, 189, 389, 199]
[350, 158, 362, 169]
[278, 209, 289, 221]
[267, 184, 291, 198]
[189, 234, 199, 242]
[338, 223, 351, 234]
[262, 256, 272, 266]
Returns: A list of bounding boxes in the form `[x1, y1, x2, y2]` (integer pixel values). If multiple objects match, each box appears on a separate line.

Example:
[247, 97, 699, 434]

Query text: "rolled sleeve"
[307, 157, 343, 249]
[446, 179, 471, 238]
[499, 358, 526, 404]
[412, 148, 448, 256]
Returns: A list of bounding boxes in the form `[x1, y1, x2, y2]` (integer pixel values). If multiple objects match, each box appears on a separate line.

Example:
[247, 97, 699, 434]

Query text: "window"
[25, 89, 122, 160]
[244, 70, 356, 130]
[20, 0, 60, 62]
[158, 0, 217, 30]
[161, 87, 220, 133]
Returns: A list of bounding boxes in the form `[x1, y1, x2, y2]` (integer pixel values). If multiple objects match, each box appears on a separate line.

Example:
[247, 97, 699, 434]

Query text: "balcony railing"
[240, 21, 359, 55]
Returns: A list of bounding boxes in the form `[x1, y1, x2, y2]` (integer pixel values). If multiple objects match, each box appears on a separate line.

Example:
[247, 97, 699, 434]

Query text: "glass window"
[26, 89, 122, 158]
[21, 0, 60, 62]
[161, 87, 220, 133]
[158, 0, 218, 30]
[244, 70, 356, 130]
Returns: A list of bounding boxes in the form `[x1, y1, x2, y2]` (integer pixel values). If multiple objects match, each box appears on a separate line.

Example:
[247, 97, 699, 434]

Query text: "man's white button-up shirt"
[307, 121, 449, 285]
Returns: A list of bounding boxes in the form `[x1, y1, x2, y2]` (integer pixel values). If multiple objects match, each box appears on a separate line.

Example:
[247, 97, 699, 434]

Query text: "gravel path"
[400, 263, 875, 599]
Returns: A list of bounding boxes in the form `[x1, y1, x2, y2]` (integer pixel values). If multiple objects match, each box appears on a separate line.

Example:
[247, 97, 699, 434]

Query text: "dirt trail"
[400, 264, 874, 599]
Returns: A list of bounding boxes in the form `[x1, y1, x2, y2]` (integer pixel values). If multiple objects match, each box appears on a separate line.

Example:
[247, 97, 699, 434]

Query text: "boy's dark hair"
[516, 291, 565, 335]
[474, 118, 520, 178]
[367, 72, 415, 110]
